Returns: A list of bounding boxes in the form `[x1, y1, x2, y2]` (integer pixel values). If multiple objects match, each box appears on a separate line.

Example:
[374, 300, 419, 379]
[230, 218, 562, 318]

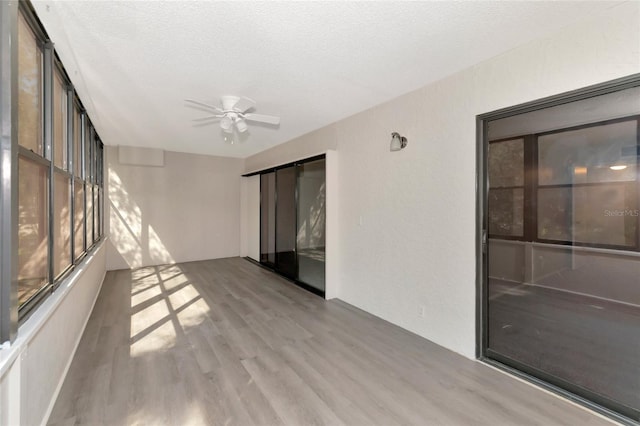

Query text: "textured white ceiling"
[32, 1, 618, 158]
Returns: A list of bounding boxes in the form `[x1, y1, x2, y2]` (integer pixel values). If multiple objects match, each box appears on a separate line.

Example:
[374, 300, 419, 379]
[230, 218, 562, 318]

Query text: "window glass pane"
[85, 123, 92, 180]
[93, 141, 98, 184]
[53, 172, 71, 277]
[94, 185, 99, 242]
[488, 138, 524, 188]
[487, 85, 640, 418]
[538, 184, 638, 246]
[297, 160, 326, 291]
[18, 157, 49, 306]
[74, 180, 84, 259]
[99, 187, 103, 237]
[53, 71, 68, 169]
[275, 166, 297, 278]
[538, 121, 637, 186]
[18, 13, 43, 154]
[98, 144, 103, 185]
[86, 185, 93, 246]
[74, 108, 82, 176]
[488, 188, 524, 236]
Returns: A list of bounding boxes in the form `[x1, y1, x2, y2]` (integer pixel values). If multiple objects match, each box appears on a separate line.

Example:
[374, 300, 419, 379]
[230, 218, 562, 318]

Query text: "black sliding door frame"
[248, 154, 326, 297]
[476, 73, 640, 425]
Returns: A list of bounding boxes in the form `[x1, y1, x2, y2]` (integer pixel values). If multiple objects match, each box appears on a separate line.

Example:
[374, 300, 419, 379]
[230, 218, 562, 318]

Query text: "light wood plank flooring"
[49, 258, 612, 425]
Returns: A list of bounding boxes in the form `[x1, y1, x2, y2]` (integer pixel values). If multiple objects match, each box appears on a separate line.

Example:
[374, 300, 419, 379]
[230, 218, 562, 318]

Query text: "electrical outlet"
[419, 305, 426, 318]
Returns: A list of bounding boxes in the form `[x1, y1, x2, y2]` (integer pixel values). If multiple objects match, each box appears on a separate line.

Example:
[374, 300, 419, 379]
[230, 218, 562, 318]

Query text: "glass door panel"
[485, 85, 640, 420]
[275, 166, 297, 278]
[296, 159, 326, 291]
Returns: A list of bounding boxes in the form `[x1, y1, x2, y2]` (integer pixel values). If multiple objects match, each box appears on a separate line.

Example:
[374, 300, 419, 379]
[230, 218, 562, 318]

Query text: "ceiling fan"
[186, 95, 280, 134]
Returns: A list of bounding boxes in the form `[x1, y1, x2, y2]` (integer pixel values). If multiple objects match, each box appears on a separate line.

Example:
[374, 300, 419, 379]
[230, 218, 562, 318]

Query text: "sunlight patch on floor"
[129, 266, 211, 357]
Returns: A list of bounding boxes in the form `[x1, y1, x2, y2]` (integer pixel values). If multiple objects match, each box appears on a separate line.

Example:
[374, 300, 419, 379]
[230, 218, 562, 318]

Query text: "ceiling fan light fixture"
[187, 96, 280, 140]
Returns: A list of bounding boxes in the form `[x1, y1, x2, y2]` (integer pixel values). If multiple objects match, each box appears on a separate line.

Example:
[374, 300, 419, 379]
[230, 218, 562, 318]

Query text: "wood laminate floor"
[49, 258, 612, 426]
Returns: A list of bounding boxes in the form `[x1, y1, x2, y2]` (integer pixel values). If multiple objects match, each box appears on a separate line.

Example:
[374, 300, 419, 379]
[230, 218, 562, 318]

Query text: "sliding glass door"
[481, 80, 640, 422]
[258, 156, 326, 295]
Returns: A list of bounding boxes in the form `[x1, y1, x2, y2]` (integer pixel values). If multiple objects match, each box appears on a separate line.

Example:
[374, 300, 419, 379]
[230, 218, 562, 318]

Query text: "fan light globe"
[220, 116, 233, 131]
[236, 118, 248, 133]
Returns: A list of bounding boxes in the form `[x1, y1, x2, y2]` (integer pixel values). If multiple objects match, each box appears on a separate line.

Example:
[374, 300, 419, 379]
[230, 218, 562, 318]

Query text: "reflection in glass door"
[483, 83, 640, 422]
[297, 160, 326, 291]
[276, 166, 297, 278]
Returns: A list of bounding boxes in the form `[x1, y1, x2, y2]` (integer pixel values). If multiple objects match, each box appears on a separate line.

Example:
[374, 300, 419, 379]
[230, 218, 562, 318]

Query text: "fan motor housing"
[221, 95, 241, 111]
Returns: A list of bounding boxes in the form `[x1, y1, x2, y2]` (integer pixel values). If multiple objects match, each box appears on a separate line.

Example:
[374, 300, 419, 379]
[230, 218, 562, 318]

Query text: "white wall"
[244, 125, 337, 173]
[325, 150, 340, 300]
[106, 146, 244, 270]
[0, 242, 107, 426]
[243, 2, 640, 359]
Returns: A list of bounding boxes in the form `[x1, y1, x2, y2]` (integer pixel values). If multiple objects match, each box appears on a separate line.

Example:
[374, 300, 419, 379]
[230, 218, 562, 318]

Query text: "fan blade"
[192, 115, 222, 122]
[185, 99, 223, 113]
[231, 96, 256, 113]
[192, 121, 219, 128]
[244, 113, 280, 125]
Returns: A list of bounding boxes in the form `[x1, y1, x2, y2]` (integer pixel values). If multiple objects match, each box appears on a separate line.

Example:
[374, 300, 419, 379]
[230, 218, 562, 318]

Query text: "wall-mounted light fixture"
[390, 132, 408, 152]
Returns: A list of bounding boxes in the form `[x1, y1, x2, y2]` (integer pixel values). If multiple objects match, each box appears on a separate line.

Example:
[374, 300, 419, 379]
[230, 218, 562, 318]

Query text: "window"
[85, 123, 94, 246]
[74, 179, 85, 259]
[53, 70, 68, 169]
[17, 11, 48, 308]
[93, 184, 99, 243]
[52, 66, 72, 278]
[17, 157, 49, 306]
[53, 171, 71, 278]
[488, 118, 639, 251]
[86, 185, 94, 247]
[17, 12, 42, 155]
[6, 4, 105, 322]
[73, 104, 85, 260]
[74, 106, 82, 177]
